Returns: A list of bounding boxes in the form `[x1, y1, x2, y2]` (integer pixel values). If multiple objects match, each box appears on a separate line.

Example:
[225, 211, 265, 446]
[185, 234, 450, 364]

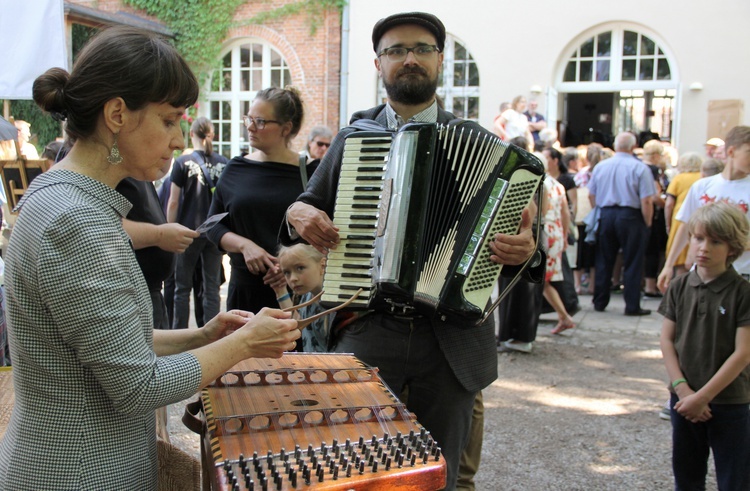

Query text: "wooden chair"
[0, 158, 49, 212]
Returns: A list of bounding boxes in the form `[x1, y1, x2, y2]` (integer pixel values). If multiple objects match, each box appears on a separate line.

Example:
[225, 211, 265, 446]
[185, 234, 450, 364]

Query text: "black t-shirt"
[207, 157, 307, 271]
[116, 178, 175, 291]
[170, 150, 228, 230]
[556, 172, 576, 193]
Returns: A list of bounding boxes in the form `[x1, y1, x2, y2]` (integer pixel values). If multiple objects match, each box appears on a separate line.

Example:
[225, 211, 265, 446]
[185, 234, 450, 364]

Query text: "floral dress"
[544, 176, 567, 282]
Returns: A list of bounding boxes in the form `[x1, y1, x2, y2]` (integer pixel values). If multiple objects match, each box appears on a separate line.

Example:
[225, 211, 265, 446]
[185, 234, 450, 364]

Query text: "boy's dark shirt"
[658, 268, 750, 404]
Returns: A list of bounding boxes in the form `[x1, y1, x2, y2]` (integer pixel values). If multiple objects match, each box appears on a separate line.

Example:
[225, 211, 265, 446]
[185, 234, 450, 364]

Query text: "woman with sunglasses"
[304, 125, 333, 161]
[206, 87, 307, 313]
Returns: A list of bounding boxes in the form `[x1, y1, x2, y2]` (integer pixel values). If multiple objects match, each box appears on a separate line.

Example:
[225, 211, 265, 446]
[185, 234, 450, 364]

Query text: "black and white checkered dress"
[0, 170, 201, 490]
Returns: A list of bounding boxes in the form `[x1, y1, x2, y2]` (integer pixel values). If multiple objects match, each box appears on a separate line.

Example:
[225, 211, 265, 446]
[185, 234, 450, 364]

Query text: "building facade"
[65, 0, 342, 158]
[345, 0, 749, 153]
[62, 0, 750, 155]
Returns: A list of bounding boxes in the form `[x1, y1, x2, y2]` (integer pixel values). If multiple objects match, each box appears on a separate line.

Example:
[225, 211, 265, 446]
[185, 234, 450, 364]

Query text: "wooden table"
[0, 367, 13, 440]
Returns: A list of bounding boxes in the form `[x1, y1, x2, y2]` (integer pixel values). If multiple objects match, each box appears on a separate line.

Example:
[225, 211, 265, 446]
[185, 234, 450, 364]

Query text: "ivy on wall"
[124, 0, 347, 82]
[240, 0, 348, 33]
[124, 0, 245, 81]
[11, 1, 347, 151]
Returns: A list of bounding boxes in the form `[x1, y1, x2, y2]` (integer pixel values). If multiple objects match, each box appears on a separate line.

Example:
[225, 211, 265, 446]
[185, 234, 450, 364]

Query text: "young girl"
[658, 201, 750, 490]
[275, 244, 333, 352]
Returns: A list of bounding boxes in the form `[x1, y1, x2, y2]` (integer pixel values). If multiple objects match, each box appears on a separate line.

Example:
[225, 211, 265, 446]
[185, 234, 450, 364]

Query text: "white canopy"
[0, 0, 67, 99]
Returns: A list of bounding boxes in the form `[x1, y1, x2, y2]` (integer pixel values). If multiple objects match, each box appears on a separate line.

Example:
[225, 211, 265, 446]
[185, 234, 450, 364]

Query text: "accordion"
[322, 121, 544, 323]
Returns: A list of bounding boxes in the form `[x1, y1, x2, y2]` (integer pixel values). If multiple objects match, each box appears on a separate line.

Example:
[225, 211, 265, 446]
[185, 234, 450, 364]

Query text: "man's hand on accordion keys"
[287, 201, 340, 254]
[488, 207, 536, 266]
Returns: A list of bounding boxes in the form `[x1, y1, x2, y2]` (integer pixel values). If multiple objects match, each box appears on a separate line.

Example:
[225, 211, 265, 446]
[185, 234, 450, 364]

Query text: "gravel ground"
[165, 259, 718, 489]
[477, 328, 689, 490]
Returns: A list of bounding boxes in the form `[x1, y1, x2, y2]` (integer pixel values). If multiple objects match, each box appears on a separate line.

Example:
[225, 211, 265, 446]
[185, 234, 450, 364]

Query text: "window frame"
[205, 38, 292, 158]
[556, 23, 679, 93]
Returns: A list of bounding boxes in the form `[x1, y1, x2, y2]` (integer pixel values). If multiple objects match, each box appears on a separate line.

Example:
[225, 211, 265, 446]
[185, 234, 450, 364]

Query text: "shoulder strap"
[298, 154, 308, 190]
[192, 152, 215, 190]
[347, 118, 388, 132]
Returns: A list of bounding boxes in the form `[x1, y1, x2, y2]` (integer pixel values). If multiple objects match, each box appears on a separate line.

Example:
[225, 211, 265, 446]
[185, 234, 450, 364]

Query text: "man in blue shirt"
[588, 132, 656, 315]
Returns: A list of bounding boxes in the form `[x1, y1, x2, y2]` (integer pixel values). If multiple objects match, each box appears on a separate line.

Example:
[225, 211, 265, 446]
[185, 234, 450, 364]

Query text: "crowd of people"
[0, 10, 748, 491]
[492, 109, 750, 489]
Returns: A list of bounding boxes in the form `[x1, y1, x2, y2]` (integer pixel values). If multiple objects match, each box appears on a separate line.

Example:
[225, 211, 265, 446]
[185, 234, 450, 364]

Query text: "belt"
[380, 299, 424, 319]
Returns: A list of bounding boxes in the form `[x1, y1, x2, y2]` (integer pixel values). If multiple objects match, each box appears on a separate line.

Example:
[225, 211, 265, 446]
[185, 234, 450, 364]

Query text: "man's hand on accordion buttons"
[288, 202, 340, 255]
[489, 207, 536, 266]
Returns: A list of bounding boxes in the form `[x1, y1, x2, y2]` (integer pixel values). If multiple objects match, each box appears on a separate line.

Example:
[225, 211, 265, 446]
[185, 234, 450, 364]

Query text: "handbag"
[575, 186, 592, 225]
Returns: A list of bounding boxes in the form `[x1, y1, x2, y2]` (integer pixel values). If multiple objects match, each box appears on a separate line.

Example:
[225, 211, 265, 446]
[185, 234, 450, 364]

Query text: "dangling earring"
[107, 133, 123, 165]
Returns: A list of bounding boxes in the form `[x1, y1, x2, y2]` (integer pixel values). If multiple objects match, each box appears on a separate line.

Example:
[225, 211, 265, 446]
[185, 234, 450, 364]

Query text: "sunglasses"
[314, 141, 331, 148]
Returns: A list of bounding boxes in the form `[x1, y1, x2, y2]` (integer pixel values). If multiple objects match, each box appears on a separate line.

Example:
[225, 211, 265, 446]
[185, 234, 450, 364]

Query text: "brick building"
[64, 0, 342, 157]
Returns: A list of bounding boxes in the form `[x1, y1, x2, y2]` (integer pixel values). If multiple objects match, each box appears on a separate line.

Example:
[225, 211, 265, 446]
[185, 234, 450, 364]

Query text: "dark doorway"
[563, 93, 614, 148]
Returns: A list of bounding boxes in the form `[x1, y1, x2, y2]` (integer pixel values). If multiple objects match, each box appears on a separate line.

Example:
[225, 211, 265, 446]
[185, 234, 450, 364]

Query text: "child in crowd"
[658, 201, 750, 491]
[274, 244, 332, 352]
[659, 125, 750, 291]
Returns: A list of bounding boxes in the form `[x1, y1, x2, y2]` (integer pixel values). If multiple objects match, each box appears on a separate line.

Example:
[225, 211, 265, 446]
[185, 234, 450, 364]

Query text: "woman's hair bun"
[33, 67, 70, 117]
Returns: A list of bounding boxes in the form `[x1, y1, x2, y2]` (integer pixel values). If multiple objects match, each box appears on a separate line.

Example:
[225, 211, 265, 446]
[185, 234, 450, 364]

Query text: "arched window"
[377, 36, 480, 121]
[563, 30, 671, 84]
[438, 37, 480, 120]
[206, 39, 292, 158]
[556, 25, 679, 141]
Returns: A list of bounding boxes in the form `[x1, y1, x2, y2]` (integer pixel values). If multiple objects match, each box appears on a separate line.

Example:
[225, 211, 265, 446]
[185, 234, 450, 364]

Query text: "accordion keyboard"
[322, 134, 392, 308]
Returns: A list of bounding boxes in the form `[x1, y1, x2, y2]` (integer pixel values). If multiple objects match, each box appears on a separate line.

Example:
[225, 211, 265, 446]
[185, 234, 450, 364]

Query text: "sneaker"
[503, 340, 533, 353]
[659, 401, 671, 421]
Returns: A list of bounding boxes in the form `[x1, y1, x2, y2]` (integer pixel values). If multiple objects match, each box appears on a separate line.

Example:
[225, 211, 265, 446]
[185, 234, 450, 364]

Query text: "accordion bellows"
[322, 121, 544, 323]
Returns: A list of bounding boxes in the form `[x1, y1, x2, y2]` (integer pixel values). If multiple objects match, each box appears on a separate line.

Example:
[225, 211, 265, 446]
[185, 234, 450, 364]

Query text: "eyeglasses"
[242, 115, 282, 130]
[314, 141, 331, 148]
[377, 45, 440, 62]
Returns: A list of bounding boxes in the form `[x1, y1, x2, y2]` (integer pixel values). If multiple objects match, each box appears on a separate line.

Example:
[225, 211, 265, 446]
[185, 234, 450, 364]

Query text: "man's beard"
[382, 67, 439, 105]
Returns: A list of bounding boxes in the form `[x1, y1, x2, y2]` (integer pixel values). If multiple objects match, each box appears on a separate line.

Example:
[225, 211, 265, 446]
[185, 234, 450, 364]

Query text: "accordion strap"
[346, 118, 389, 132]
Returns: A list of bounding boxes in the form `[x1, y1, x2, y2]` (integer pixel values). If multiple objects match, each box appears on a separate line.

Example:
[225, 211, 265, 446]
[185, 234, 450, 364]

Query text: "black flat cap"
[372, 12, 446, 53]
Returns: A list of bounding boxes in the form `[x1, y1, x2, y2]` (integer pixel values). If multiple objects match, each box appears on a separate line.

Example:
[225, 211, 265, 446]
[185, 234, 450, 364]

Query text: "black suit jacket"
[281, 104, 541, 392]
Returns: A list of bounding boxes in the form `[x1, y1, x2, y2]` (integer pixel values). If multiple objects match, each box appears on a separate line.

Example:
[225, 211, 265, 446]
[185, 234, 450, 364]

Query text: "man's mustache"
[397, 66, 428, 77]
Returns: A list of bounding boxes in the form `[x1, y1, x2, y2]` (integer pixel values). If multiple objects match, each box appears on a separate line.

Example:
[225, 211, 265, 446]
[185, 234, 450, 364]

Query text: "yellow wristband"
[671, 378, 687, 389]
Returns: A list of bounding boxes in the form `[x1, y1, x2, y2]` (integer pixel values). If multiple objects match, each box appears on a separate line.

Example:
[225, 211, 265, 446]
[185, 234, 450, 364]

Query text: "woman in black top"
[207, 87, 306, 312]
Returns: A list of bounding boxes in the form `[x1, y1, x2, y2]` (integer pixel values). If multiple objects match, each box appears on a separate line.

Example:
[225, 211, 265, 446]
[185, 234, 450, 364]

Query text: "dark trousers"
[333, 314, 476, 491]
[148, 289, 170, 330]
[173, 237, 222, 328]
[497, 276, 543, 343]
[670, 394, 750, 491]
[644, 207, 667, 277]
[593, 206, 649, 313]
